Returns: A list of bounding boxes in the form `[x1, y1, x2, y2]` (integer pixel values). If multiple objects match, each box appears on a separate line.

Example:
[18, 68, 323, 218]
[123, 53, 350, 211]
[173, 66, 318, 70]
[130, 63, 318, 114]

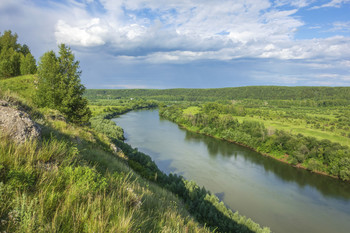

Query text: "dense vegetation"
[0, 88, 212, 232]
[0, 30, 36, 78]
[87, 101, 270, 232]
[35, 44, 91, 125]
[0, 75, 270, 233]
[85, 87, 350, 105]
[159, 102, 350, 181]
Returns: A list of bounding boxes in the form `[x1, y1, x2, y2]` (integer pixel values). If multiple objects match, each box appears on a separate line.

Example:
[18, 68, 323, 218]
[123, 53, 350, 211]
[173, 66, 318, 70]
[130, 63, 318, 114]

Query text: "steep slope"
[0, 76, 210, 232]
[1, 75, 270, 232]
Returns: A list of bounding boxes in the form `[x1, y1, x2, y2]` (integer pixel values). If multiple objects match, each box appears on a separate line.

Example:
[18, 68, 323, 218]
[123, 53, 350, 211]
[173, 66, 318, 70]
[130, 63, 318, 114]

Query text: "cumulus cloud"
[47, 0, 350, 65]
[1, 0, 349, 87]
[55, 18, 107, 46]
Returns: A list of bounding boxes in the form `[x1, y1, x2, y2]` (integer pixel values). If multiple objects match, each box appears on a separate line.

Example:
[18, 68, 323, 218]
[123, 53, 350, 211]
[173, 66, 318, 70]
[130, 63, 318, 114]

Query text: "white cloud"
[2, 0, 349, 65]
[311, 0, 350, 9]
[48, 0, 349, 66]
[1, 0, 350, 87]
[331, 21, 350, 32]
[55, 18, 107, 46]
[274, 0, 315, 8]
[52, 0, 307, 59]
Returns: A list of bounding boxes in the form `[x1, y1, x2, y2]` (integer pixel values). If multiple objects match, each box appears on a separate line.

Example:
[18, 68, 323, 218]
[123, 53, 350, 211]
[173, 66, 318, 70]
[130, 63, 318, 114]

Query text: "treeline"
[90, 100, 158, 141]
[86, 86, 350, 105]
[159, 103, 350, 181]
[0, 30, 91, 125]
[89, 103, 270, 233]
[0, 30, 36, 78]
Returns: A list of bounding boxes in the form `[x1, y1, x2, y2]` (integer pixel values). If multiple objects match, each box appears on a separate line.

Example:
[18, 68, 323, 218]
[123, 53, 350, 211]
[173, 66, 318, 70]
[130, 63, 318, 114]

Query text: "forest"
[85, 87, 350, 105]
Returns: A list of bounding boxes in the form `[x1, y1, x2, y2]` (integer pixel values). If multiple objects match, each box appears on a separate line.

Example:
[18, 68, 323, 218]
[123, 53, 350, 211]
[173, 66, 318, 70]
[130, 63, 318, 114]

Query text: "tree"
[36, 44, 91, 124]
[0, 47, 21, 78]
[20, 44, 30, 56]
[35, 50, 60, 108]
[20, 53, 37, 75]
[0, 30, 37, 78]
[0, 30, 20, 52]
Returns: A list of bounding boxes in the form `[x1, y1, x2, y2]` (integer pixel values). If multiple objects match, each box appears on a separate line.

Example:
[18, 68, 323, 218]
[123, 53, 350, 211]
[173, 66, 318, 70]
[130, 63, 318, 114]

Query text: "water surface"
[113, 110, 350, 233]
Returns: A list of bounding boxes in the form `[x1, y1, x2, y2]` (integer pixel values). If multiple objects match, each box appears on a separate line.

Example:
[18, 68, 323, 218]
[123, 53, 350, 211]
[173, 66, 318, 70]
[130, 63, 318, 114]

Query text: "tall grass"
[0, 120, 209, 233]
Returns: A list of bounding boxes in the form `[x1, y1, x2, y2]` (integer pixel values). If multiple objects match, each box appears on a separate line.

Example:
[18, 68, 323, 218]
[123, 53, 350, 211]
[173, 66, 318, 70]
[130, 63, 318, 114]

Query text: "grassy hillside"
[0, 75, 37, 101]
[0, 75, 270, 232]
[0, 76, 211, 232]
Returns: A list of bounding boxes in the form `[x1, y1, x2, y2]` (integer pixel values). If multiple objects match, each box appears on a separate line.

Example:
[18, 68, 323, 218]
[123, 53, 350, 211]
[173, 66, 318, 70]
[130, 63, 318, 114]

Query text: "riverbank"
[116, 109, 350, 233]
[158, 106, 349, 181]
[178, 122, 340, 180]
[1, 75, 269, 233]
[91, 106, 271, 233]
[178, 121, 340, 179]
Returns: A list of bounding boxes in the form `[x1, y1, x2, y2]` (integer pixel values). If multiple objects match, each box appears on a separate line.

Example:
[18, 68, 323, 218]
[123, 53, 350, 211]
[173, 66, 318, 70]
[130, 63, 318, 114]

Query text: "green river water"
[113, 109, 350, 233]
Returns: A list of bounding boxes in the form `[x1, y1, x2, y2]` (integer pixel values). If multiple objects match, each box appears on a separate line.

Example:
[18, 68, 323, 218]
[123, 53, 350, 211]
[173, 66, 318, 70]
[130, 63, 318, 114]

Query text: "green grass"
[0, 75, 37, 101]
[183, 106, 201, 115]
[234, 115, 350, 147]
[0, 113, 209, 233]
[0, 76, 272, 232]
[0, 78, 210, 232]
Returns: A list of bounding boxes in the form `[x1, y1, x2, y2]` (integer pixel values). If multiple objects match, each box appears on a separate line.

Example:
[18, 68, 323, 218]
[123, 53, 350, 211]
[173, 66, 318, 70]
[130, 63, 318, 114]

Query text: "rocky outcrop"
[0, 100, 41, 143]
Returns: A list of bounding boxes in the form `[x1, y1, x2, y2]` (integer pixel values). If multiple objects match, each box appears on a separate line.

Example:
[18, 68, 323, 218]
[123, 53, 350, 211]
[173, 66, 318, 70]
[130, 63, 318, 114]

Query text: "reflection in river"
[114, 110, 350, 233]
[183, 129, 350, 200]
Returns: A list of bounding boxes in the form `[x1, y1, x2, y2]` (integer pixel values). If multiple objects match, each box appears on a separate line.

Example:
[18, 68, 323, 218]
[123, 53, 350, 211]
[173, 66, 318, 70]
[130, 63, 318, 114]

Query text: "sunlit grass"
[234, 115, 350, 147]
[0, 89, 209, 232]
[0, 75, 37, 100]
[183, 106, 201, 115]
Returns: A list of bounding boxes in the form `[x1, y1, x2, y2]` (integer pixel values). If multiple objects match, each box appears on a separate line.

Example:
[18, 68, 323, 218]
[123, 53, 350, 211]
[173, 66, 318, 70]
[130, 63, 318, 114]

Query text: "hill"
[0, 75, 270, 232]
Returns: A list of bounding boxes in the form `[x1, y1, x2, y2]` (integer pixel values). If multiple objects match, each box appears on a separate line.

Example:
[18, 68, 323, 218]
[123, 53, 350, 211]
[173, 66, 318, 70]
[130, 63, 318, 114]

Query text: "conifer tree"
[36, 44, 91, 124]
[35, 50, 60, 108]
[0, 30, 37, 78]
[20, 53, 37, 75]
[0, 47, 21, 78]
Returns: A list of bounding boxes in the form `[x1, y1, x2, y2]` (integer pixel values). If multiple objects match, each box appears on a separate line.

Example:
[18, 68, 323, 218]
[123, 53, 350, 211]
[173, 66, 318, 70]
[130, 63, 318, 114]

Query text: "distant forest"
[86, 86, 350, 104]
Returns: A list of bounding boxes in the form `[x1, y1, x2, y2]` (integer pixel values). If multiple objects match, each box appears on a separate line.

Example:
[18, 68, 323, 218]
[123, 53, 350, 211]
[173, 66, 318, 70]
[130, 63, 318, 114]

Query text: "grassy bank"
[0, 93, 210, 232]
[1, 75, 270, 232]
[159, 103, 350, 181]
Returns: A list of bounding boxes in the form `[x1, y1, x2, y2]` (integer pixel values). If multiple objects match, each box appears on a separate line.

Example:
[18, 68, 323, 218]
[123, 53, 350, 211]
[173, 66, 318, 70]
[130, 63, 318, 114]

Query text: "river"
[113, 109, 350, 233]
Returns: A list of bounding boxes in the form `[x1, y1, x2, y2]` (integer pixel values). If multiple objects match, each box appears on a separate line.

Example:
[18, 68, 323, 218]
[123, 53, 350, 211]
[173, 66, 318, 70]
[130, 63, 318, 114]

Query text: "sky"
[1, 0, 350, 89]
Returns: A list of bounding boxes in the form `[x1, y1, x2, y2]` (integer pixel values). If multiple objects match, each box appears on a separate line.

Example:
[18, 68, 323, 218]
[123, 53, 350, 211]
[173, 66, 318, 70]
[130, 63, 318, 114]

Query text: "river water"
[113, 109, 350, 233]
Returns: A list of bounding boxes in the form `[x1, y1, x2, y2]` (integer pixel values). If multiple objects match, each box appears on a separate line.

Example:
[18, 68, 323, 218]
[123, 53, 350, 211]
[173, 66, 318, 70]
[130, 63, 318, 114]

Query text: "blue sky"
[1, 0, 350, 88]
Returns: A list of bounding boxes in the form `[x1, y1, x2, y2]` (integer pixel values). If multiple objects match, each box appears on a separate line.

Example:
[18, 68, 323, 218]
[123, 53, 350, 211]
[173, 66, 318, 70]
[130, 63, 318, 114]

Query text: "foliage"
[0, 92, 210, 233]
[0, 30, 36, 78]
[88, 100, 270, 233]
[35, 51, 60, 108]
[20, 53, 37, 75]
[90, 115, 125, 140]
[35, 44, 91, 124]
[0, 47, 21, 78]
[112, 137, 270, 233]
[85, 86, 350, 104]
[159, 103, 350, 181]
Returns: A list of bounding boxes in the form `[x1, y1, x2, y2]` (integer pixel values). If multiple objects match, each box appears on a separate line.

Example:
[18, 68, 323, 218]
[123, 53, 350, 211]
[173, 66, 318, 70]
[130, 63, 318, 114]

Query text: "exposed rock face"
[110, 143, 119, 153]
[0, 100, 41, 143]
